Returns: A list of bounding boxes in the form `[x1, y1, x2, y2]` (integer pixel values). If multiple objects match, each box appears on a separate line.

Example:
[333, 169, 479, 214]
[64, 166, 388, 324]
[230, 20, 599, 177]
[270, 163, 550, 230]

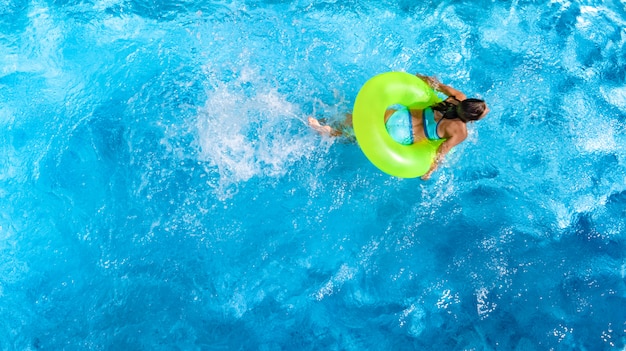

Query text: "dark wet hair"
[432, 98, 486, 122]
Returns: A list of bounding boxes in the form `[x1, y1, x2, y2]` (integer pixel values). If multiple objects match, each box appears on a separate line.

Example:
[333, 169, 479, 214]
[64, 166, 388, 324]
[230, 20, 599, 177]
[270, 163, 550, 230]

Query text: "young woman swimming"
[308, 73, 489, 180]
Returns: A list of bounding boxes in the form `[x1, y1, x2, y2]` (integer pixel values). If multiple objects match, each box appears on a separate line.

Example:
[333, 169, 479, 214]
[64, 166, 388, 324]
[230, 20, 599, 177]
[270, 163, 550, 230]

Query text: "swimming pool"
[1, 0, 625, 349]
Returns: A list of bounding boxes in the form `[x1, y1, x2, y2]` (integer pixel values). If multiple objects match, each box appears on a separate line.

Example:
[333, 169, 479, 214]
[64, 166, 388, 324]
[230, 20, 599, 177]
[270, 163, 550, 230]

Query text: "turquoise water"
[1, 0, 625, 349]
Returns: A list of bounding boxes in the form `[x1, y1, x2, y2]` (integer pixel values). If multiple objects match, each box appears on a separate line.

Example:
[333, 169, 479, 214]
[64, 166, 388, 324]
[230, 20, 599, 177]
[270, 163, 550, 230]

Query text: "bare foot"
[308, 116, 335, 136]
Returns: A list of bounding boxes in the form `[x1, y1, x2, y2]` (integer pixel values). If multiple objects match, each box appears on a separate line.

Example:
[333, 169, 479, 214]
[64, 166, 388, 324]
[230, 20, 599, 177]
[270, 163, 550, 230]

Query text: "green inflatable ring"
[353, 72, 444, 178]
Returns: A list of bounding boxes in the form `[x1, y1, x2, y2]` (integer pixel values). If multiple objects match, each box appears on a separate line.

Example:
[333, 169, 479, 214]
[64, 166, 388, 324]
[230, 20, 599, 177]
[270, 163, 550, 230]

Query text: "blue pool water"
[1, 0, 626, 349]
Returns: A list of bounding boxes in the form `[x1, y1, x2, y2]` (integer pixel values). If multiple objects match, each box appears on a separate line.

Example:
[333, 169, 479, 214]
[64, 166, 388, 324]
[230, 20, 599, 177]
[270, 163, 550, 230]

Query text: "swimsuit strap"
[423, 107, 442, 140]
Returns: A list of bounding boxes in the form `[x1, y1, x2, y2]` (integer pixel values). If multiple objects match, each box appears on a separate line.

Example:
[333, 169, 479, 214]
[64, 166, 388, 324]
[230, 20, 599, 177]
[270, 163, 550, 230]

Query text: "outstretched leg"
[308, 117, 342, 137]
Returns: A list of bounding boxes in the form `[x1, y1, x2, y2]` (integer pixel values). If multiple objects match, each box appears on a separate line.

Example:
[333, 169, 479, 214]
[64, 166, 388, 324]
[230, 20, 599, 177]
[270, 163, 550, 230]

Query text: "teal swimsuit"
[385, 104, 413, 145]
[385, 105, 443, 145]
[422, 107, 443, 141]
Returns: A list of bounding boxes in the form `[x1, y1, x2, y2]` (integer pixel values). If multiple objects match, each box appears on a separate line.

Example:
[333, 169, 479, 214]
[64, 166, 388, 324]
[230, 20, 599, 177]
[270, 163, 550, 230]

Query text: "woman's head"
[457, 98, 488, 122]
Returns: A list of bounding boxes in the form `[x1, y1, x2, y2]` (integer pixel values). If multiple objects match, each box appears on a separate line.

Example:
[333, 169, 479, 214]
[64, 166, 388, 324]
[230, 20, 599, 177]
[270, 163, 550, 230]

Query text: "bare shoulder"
[441, 119, 468, 140]
[446, 93, 467, 102]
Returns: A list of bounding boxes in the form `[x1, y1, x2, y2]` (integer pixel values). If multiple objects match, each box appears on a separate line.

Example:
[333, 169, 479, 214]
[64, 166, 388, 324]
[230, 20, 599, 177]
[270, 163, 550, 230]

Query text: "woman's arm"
[416, 74, 467, 101]
[421, 123, 467, 180]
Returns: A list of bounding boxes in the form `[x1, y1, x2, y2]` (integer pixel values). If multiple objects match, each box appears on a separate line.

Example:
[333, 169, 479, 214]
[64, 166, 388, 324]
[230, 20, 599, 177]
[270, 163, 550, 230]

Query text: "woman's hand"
[421, 161, 438, 181]
[416, 74, 467, 100]
[415, 74, 440, 90]
[421, 171, 434, 181]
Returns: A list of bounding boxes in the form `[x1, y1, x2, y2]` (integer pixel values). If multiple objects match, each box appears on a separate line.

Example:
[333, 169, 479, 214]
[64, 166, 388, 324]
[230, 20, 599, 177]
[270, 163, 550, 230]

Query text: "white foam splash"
[195, 69, 317, 199]
[476, 287, 497, 319]
[436, 289, 460, 309]
[314, 264, 357, 301]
